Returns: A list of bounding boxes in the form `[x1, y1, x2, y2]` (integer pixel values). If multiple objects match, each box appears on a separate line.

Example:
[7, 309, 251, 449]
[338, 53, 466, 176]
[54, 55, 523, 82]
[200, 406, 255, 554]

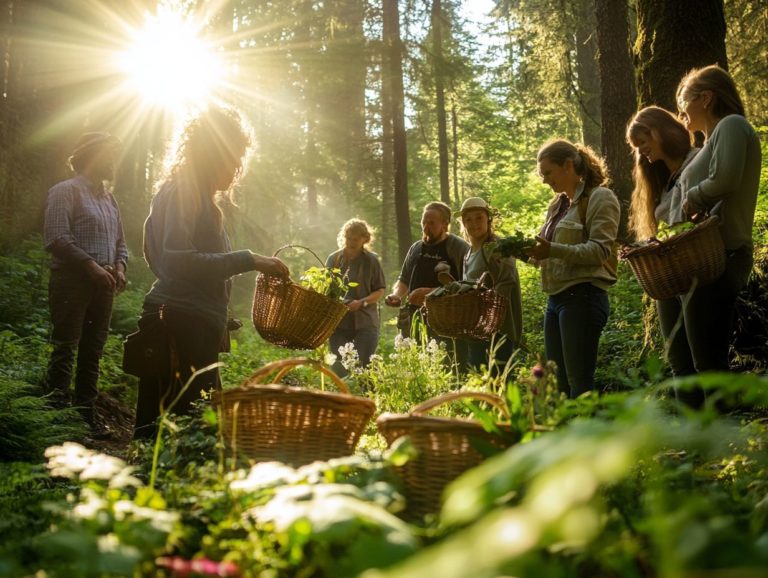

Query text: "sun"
[117, 7, 223, 113]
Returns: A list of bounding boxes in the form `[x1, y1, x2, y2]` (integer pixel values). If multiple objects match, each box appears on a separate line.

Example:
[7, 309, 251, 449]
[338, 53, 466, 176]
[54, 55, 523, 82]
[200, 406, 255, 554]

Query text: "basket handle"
[272, 244, 326, 268]
[242, 357, 349, 394]
[410, 391, 510, 419]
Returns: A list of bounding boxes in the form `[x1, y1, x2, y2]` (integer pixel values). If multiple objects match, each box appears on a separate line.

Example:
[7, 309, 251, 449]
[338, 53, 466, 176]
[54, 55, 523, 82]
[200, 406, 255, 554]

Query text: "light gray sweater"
[681, 114, 762, 251]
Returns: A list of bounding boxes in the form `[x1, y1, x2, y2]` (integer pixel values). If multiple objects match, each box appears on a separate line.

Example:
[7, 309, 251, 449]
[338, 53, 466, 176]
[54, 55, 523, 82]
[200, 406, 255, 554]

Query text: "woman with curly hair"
[133, 106, 289, 439]
[526, 139, 620, 398]
[325, 218, 386, 375]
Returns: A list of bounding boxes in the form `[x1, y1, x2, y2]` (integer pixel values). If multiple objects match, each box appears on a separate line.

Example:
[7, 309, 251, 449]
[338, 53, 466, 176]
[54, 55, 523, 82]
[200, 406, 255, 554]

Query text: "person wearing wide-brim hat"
[457, 197, 523, 373]
[42, 130, 128, 436]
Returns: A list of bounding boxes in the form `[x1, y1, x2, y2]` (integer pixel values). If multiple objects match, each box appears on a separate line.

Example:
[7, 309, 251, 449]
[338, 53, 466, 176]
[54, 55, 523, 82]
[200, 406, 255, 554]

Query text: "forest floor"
[87, 391, 135, 457]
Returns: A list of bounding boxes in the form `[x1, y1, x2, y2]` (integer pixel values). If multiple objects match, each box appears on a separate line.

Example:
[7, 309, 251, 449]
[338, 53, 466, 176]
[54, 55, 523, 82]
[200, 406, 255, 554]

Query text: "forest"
[1, 0, 768, 577]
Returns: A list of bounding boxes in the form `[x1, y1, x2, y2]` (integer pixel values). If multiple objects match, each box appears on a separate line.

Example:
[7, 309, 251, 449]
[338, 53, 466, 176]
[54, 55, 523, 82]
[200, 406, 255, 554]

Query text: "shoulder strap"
[577, 188, 591, 229]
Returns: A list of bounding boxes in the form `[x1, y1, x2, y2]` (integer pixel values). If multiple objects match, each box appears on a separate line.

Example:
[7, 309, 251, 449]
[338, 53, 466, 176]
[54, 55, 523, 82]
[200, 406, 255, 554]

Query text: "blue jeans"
[45, 269, 114, 407]
[544, 283, 609, 398]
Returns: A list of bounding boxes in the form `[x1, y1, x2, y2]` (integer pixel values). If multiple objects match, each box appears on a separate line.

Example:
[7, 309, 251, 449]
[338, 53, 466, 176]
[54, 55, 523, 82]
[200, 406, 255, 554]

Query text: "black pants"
[657, 247, 753, 375]
[133, 308, 224, 440]
[45, 268, 113, 407]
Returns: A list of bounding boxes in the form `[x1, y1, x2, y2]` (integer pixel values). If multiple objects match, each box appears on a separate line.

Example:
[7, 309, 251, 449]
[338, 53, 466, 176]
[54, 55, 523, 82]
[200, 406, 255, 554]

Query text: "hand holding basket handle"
[251, 252, 290, 280]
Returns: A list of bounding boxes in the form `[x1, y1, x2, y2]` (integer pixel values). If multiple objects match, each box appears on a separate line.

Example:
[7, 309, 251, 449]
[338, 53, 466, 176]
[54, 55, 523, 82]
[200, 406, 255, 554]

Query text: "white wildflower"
[230, 462, 298, 493]
[324, 352, 338, 366]
[80, 455, 127, 481]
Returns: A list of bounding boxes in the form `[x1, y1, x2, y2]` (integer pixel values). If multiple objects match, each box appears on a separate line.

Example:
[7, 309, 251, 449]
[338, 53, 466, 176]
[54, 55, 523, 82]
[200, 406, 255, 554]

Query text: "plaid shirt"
[43, 174, 128, 270]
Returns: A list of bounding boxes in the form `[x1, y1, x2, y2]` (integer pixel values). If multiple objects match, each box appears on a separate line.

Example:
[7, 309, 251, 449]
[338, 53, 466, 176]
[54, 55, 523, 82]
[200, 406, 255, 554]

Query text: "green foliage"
[299, 266, 357, 301]
[350, 331, 459, 415]
[0, 236, 50, 337]
[0, 377, 86, 462]
[361, 373, 768, 578]
[486, 230, 537, 262]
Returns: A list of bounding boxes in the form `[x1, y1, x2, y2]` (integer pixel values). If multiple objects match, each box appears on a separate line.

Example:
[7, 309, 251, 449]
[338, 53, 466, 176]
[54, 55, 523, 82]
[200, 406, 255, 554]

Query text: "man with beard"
[385, 201, 469, 347]
[43, 132, 128, 436]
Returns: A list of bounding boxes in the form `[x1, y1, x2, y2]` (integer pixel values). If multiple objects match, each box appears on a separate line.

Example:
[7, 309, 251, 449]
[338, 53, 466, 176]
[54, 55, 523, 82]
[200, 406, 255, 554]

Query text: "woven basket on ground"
[621, 216, 726, 300]
[211, 358, 375, 466]
[376, 391, 516, 518]
[424, 274, 507, 341]
[252, 245, 348, 350]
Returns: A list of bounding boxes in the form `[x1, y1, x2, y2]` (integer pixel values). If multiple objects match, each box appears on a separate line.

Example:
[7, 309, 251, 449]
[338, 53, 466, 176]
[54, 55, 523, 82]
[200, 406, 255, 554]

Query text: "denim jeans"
[544, 283, 609, 398]
[657, 247, 753, 406]
[45, 268, 114, 407]
[134, 308, 224, 440]
[329, 327, 380, 377]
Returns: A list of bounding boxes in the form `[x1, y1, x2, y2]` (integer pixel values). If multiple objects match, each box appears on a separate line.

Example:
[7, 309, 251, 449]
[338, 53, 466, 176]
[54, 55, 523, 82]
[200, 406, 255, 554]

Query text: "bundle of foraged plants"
[485, 229, 537, 263]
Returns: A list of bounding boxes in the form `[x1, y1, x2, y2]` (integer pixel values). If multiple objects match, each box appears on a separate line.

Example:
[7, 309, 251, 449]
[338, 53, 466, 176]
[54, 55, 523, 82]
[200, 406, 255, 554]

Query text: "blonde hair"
[676, 64, 745, 119]
[537, 139, 610, 190]
[626, 106, 693, 239]
[336, 218, 374, 249]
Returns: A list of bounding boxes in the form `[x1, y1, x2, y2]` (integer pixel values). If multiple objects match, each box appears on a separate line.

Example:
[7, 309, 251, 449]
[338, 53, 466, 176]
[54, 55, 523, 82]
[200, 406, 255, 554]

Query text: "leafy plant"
[300, 266, 357, 301]
[485, 230, 537, 262]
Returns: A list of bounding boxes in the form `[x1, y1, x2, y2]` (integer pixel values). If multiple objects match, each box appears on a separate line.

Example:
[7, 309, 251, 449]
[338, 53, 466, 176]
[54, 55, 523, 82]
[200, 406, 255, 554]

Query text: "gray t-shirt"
[325, 249, 386, 331]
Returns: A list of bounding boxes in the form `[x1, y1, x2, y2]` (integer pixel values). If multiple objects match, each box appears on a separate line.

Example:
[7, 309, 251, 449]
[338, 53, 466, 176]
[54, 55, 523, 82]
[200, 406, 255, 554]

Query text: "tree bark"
[383, 0, 411, 262]
[573, 0, 602, 151]
[635, 0, 727, 110]
[431, 0, 450, 205]
[594, 0, 636, 241]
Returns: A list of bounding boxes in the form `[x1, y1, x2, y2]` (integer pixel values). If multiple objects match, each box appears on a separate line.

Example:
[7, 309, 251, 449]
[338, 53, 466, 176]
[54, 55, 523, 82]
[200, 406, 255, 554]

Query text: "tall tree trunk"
[450, 95, 460, 208]
[431, 0, 450, 205]
[635, 0, 727, 110]
[573, 0, 602, 151]
[381, 44, 395, 273]
[594, 0, 636, 241]
[383, 0, 411, 262]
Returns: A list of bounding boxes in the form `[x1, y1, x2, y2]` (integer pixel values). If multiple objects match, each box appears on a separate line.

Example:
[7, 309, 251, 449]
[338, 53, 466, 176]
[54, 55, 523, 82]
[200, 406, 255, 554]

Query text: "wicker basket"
[424, 285, 507, 341]
[212, 358, 375, 466]
[252, 245, 348, 350]
[377, 391, 516, 518]
[621, 216, 726, 300]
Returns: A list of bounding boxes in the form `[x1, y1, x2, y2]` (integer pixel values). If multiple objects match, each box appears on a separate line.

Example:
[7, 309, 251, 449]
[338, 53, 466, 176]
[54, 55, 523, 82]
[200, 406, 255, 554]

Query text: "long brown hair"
[626, 106, 692, 239]
[536, 139, 610, 191]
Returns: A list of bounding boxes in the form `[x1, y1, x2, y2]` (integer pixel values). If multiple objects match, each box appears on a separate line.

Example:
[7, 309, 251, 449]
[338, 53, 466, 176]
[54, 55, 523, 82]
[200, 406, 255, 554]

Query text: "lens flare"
[117, 7, 223, 112]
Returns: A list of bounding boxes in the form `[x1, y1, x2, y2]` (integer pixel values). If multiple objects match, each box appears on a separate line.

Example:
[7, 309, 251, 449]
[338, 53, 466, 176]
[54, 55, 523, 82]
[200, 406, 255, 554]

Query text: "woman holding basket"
[626, 106, 699, 376]
[526, 139, 620, 398]
[457, 197, 522, 372]
[133, 106, 289, 439]
[669, 65, 761, 380]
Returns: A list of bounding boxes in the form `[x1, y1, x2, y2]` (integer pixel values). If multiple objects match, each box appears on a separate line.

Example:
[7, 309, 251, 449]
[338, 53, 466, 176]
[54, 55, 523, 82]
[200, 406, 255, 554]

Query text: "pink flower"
[156, 556, 240, 577]
[531, 364, 545, 379]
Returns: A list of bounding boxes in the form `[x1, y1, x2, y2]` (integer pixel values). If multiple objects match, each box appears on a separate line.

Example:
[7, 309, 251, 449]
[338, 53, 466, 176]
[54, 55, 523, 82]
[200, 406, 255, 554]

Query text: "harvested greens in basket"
[299, 266, 357, 301]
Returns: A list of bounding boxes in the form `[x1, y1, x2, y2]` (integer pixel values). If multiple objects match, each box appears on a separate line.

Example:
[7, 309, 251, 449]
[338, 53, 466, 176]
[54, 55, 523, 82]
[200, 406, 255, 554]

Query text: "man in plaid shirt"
[43, 132, 128, 434]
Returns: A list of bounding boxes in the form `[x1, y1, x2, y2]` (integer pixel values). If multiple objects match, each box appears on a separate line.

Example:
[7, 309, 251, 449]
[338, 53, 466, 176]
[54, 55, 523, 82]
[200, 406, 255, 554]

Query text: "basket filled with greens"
[252, 244, 350, 350]
[424, 272, 508, 341]
[620, 217, 726, 300]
